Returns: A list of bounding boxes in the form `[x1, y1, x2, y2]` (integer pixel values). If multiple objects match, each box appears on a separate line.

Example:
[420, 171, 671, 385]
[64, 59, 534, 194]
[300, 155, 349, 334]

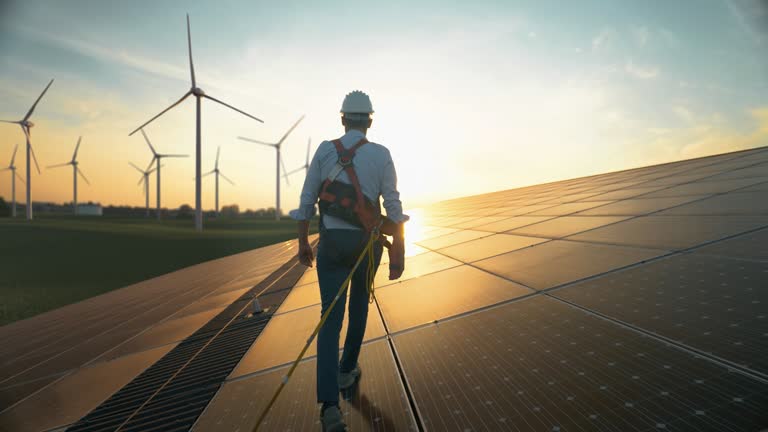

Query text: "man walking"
[290, 90, 408, 431]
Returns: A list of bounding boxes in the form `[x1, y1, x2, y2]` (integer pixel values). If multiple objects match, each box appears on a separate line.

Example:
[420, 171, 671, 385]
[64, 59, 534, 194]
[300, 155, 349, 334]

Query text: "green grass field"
[0, 215, 314, 326]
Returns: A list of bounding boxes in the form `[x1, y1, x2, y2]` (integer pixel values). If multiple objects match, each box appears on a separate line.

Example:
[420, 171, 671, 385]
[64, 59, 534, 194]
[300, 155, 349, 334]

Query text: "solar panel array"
[193, 146, 768, 431]
[0, 145, 766, 431]
[0, 240, 301, 432]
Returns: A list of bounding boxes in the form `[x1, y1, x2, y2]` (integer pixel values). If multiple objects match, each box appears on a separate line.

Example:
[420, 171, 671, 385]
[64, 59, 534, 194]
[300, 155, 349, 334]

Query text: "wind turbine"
[47, 136, 90, 215]
[139, 129, 187, 221]
[238, 115, 304, 220]
[129, 160, 160, 218]
[128, 14, 263, 232]
[1, 145, 24, 218]
[0, 79, 54, 220]
[201, 146, 234, 217]
[284, 137, 312, 181]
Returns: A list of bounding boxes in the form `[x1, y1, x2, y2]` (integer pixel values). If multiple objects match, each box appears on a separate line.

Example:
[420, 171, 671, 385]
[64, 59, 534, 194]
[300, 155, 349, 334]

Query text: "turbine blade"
[147, 164, 161, 174]
[280, 154, 290, 186]
[0, 120, 20, 124]
[162, 154, 189, 158]
[219, 172, 235, 185]
[10, 144, 18, 166]
[277, 115, 305, 146]
[201, 170, 215, 178]
[24, 128, 41, 174]
[0, 167, 9, 172]
[139, 128, 158, 156]
[285, 166, 304, 176]
[16, 171, 25, 184]
[23, 79, 54, 121]
[237, 136, 274, 146]
[202, 94, 264, 123]
[47, 162, 71, 169]
[145, 157, 157, 172]
[215, 146, 220, 168]
[187, 14, 196, 88]
[129, 161, 144, 173]
[138, 175, 145, 186]
[77, 167, 90, 185]
[72, 136, 82, 161]
[129, 91, 192, 136]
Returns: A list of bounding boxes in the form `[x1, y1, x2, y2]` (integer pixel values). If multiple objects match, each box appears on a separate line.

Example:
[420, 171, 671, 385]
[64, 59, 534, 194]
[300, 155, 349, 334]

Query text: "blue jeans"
[316, 228, 383, 403]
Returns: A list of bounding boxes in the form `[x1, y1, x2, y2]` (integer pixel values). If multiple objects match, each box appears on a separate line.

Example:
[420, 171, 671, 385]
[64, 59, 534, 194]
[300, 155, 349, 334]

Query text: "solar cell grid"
[658, 191, 768, 215]
[393, 295, 768, 432]
[375, 265, 533, 333]
[568, 215, 768, 250]
[509, 216, 630, 239]
[473, 240, 664, 290]
[0, 344, 176, 432]
[192, 340, 417, 431]
[437, 233, 549, 263]
[693, 228, 768, 261]
[640, 177, 766, 198]
[553, 253, 768, 375]
[575, 196, 709, 216]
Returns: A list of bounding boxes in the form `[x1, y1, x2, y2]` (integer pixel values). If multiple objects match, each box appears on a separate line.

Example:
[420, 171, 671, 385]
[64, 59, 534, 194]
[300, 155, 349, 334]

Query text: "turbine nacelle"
[21, 120, 34, 128]
[192, 87, 206, 97]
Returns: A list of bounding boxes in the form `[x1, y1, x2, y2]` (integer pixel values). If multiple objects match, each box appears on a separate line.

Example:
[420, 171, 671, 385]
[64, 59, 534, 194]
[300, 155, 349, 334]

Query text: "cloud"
[640, 107, 768, 163]
[725, 0, 768, 44]
[625, 59, 660, 79]
[591, 28, 617, 51]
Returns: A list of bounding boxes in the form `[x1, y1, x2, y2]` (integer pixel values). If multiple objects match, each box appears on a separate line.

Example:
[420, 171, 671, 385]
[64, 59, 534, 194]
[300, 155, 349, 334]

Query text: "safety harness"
[318, 137, 382, 233]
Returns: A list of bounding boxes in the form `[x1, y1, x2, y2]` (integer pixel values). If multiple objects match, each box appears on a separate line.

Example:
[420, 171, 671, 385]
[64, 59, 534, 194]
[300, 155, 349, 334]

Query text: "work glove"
[298, 241, 314, 267]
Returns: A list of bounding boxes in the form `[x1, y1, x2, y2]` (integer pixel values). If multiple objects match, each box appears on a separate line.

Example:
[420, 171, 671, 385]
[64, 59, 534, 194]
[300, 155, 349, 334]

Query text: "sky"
[0, 0, 767, 212]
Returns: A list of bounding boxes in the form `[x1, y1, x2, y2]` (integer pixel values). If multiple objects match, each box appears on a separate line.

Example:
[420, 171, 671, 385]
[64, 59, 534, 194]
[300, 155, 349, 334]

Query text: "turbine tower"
[201, 146, 234, 217]
[139, 129, 187, 221]
[238, 115, 304, 220]
[129, 161, 159, 217]
[0, 79, 53, 220]
[284, 137, 312, 181]
[47, 136, 90, 215]
[129, 14, 263, 232]
[1, 145, 24, 218]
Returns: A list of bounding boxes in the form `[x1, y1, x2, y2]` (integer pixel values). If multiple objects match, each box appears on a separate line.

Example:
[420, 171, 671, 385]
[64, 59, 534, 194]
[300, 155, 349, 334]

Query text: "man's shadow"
[342, 376, 399, 430]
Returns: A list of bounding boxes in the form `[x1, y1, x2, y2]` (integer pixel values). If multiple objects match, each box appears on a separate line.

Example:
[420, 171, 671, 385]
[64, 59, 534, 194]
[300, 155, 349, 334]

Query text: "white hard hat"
[340, 90, 374, 118]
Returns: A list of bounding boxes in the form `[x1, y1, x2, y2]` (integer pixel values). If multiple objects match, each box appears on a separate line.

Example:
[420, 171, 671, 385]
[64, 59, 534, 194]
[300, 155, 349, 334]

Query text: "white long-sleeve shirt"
[289, 129, 409, 230]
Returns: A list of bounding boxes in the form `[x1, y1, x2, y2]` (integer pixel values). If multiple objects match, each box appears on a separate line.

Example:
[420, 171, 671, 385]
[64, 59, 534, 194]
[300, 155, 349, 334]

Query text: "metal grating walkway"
[68, 250, 309, 432]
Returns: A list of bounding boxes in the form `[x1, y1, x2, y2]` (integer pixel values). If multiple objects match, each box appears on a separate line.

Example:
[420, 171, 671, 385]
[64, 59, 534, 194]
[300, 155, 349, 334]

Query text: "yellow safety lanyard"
[252, 229, 379, 431]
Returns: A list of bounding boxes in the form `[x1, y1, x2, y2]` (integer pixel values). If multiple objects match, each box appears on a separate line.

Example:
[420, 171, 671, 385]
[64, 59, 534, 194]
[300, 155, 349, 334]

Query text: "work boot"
[320, 404, 347, 432]
[339, 365, 361, 390]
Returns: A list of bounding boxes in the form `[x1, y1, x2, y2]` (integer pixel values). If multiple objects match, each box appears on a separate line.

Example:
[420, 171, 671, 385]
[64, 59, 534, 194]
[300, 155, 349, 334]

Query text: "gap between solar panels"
[250, 232, 426, 432]
[66, 240, 314, 432]
[407, 224, 768, 385]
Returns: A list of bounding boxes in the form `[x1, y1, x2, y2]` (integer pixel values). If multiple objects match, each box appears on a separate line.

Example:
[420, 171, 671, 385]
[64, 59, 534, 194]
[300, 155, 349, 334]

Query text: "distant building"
[77, 204, 103, 216]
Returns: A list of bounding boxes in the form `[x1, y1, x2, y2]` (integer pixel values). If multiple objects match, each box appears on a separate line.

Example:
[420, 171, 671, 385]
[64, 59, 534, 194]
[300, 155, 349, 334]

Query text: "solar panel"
[553, 253, 768, 374]
[472, 216, 557, 233]
[437, 233, 548, 263]
[416, 229, 493, 250]
[230, 302, 386, 378]
[473, 240, 664, 290]
[568, 215, 768, 250]
[393, 295, 768, 431]
[375, 265, 533, 333]
[576, 196, 708, 216]
[373, 251, 462, 289]
[694, 227, 768, 261]
[0, 344, 176, 432]
[658, 191, 768, 215]
[193, 340, 417, 431]
[640, 177, 766, 198]
[527, 200, 616, 216]
[509, 216, 630, 238]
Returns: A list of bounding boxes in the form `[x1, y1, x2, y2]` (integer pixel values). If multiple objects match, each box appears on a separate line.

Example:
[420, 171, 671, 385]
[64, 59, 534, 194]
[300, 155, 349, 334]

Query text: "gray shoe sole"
[338, 367, 361, 390]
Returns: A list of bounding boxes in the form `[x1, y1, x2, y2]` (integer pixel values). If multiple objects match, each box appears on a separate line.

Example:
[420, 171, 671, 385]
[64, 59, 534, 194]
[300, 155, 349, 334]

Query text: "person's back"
[290, 90, 407, 432]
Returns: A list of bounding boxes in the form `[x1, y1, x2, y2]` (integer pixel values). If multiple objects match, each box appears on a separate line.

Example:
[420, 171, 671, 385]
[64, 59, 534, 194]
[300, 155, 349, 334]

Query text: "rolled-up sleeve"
[380, 149, 409, 223]
[289, 144, 323, 221]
